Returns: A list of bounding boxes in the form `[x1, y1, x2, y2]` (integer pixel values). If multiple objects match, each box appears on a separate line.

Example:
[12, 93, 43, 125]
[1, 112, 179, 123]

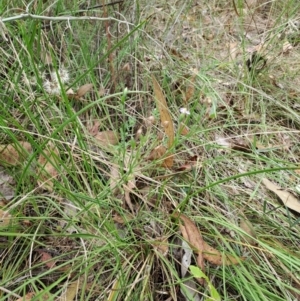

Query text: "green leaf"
[189, 265, 221, 301]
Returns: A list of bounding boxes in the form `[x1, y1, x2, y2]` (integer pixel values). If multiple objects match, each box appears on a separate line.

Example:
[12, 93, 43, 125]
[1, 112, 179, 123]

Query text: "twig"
[0, 18, 8, 41]
[103, 0, 117, 92]
[85, 0, 124, 10]
[1, 13, 133, 26]
[0, 286, 21, 299]
[232, 0, 239, 16]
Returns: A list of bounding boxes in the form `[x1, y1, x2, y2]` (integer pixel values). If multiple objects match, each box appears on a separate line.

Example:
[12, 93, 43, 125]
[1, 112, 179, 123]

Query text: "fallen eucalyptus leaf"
[152, 75, 174, 168]
[262, 178, 300, 213]
[95, 131, 119, 146]
[0, 209, 12, 228]
[76, 83, 93, 98]
[175, 213, 205, 285]
[0, 141, 32, 166]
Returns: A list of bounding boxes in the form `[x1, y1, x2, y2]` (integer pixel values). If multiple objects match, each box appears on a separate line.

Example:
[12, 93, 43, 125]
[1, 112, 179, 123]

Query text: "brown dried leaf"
[262, 178, 300, 213]
[175, 213, 205, 285]
[37, 142, 60, 192]
[231, 141, 252, 153]
[122, 62, 131, 71]
[66, 90, 77, 100]
[179, 123, 189, 136]
[184, 71, 197, 104]
[175, 213, 243, 268]
[37, 250, 57, 269]
[151, 237, 169, 256]
[0, 141, 32, 166]
[16, 292, 35, 301]
[95, 131, 119, 146]
[76, 83, 93, 98]
[148, 145, 166, 161]
[152, 75, 174, 168]
[0, 209, 11, 227]
[88, 121, 100, 137]
[59, 279, 80, 301]
[112, 212, 134, 224]
[203, 241, 243, 265]
[176, 155, 199, 172]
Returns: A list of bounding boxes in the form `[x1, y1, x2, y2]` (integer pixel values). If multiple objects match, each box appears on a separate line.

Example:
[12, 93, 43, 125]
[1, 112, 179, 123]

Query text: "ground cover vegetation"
[0, 0, 300, 300]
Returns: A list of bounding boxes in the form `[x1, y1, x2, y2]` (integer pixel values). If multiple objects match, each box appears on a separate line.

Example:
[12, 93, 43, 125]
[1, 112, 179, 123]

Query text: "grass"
[0, 0, 300, 300]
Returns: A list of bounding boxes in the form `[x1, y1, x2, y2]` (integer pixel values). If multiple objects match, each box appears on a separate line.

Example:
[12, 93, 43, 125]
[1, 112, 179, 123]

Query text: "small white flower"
[48, 67, 70, 84]
[43, 79, 61, 95]
[179, 107, 190, 115]
[50, 71, 59, 83]
[58, 67, 70, 84]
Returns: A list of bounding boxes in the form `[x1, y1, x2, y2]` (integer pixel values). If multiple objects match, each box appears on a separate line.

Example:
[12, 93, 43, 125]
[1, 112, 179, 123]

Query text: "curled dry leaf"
[88, 121, 101, 137]
[184, 70, 197, 104]
[67, 84, 93, 100]
[16, 292, 35, 301]
[37, 142, 60, 192]
[174, 213, 205, 285]
[262, 178, 300, 213]
[37, 250, 57, 269]
[0, 141, 32, 166]
[112, 212, 134, 224]
[202, 241, 243, 266]
[148, 145, 167, 161]
[176, 155, 199, 172]
[95, 131, 119, 146]
[0, 209, 12, 227]
[179, 123, 189, 136]
[151, 237, 169, 256]
[152, 75, 174, 168]
[175, 213, 243, 269]
[76, 83, 93, 98]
